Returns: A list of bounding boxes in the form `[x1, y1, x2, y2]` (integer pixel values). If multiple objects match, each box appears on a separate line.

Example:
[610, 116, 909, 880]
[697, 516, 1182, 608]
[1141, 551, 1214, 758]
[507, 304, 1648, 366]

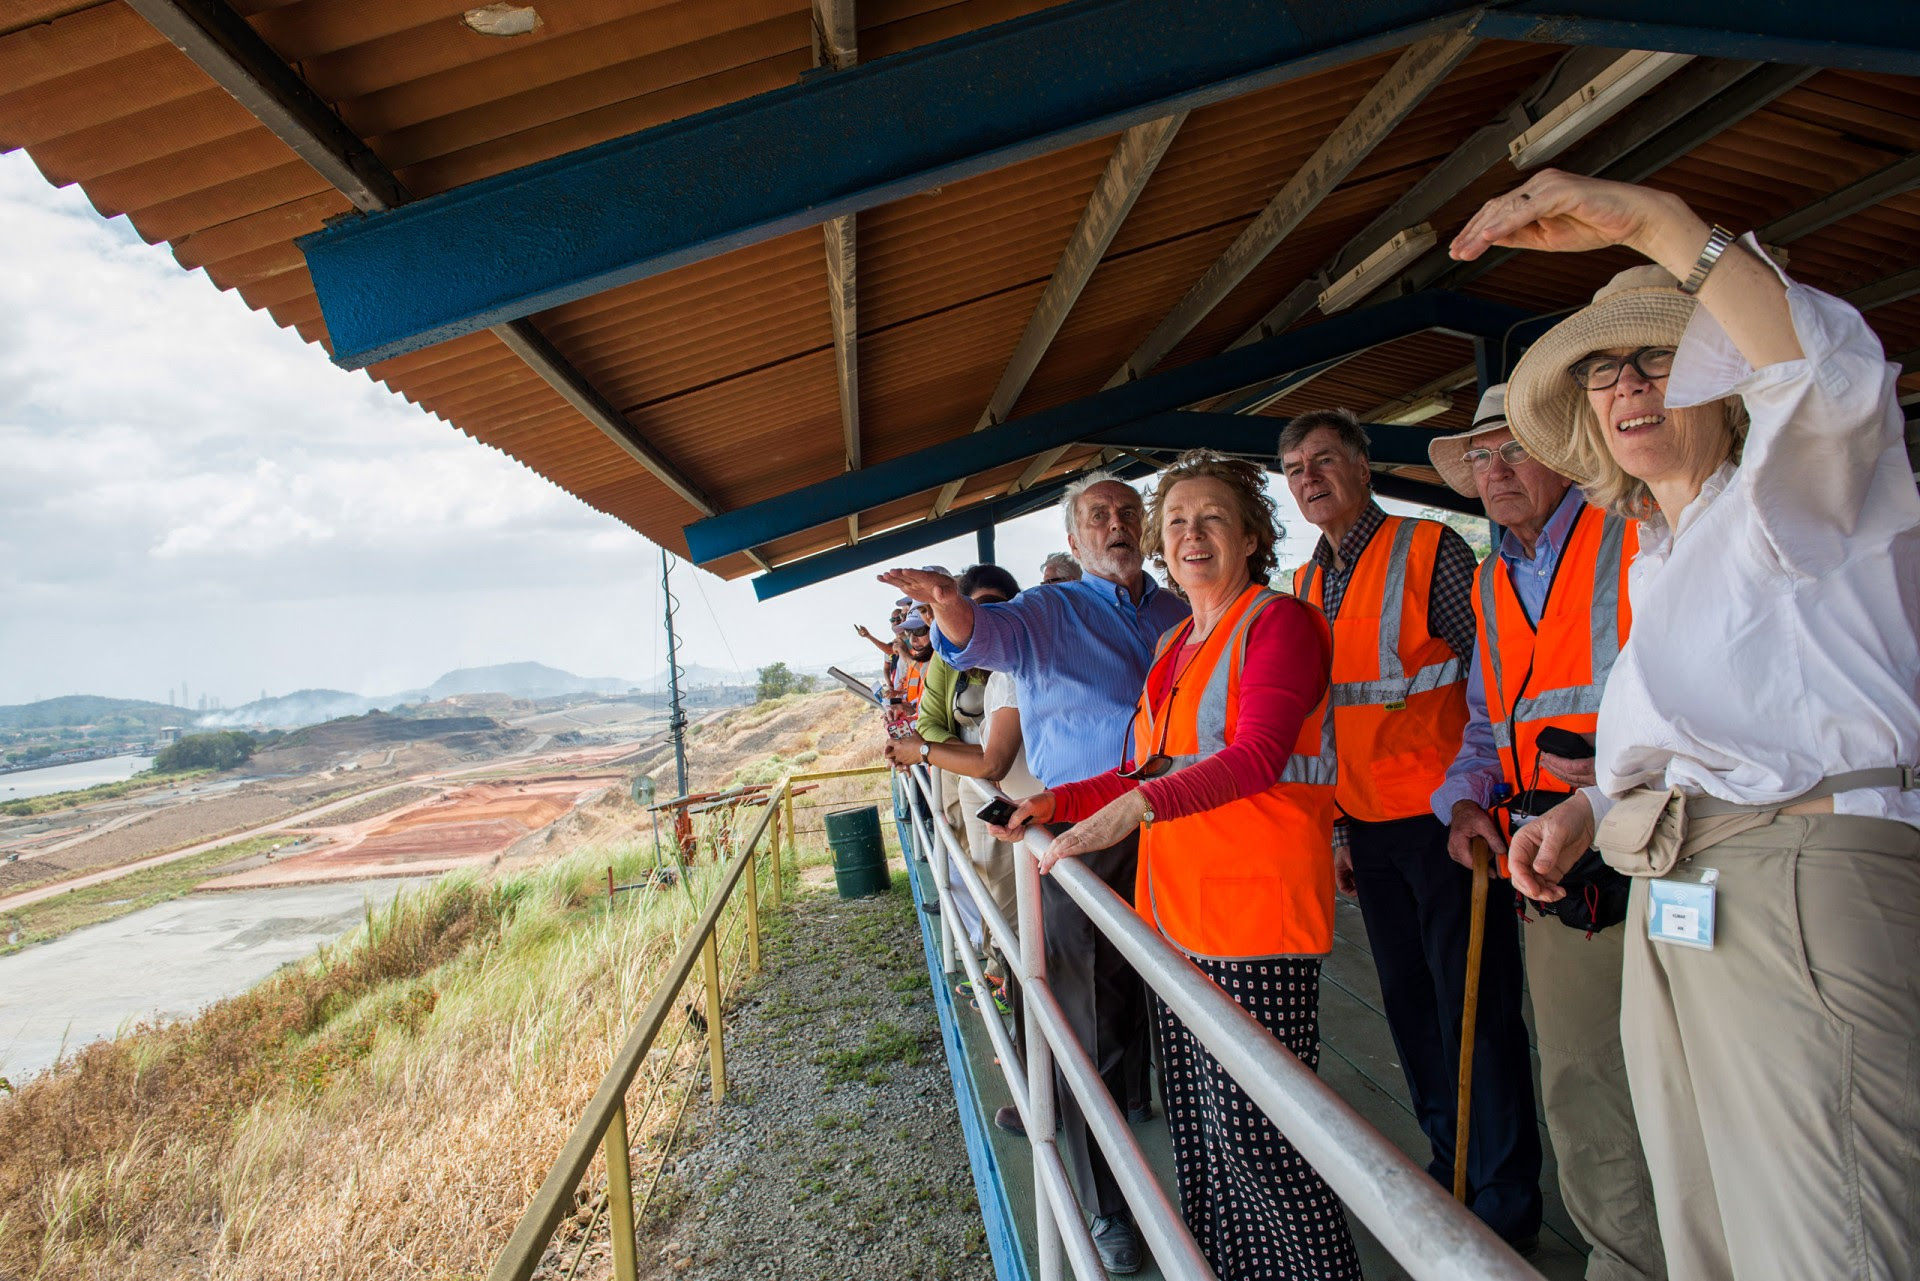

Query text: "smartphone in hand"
[975, 797, 1018, 827]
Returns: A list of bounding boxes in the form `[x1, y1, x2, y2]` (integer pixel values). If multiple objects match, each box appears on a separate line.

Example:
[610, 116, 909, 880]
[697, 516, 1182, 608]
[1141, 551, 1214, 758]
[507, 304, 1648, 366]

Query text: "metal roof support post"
[976, 525, 996, 567]
[811, 0, 863, 546]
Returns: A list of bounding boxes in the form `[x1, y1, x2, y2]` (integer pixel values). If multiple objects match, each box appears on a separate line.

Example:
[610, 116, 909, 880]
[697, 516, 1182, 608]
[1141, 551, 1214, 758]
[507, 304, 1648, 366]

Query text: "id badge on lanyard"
[1647, 866, 1718, 950]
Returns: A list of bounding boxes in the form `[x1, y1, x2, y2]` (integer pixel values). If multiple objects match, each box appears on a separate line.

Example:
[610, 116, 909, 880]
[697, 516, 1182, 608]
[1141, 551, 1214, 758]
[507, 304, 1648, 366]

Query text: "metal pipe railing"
[1037, 826, 1544, 1281]
[904, 761, 1542, 1281]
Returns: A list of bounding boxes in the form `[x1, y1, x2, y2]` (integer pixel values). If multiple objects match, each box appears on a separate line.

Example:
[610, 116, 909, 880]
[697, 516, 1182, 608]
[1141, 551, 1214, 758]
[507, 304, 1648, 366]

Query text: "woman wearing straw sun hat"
[1451, 169, 1920, 1281]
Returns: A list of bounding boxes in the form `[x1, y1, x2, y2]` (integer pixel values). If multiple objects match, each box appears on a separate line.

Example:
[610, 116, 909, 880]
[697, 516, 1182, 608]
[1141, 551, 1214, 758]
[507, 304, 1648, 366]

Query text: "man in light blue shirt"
[883, 474, 1187, 1275]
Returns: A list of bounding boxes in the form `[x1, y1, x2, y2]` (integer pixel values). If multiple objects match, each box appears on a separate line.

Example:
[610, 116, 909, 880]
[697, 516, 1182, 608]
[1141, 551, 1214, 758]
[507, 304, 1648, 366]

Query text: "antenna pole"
[662, 548, 690, 801]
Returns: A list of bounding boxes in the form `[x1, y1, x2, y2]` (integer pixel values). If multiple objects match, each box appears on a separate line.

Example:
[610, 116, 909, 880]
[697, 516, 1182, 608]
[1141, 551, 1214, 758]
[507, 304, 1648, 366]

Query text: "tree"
[153, 730, 255, 773]
[755, 663, 817, 702]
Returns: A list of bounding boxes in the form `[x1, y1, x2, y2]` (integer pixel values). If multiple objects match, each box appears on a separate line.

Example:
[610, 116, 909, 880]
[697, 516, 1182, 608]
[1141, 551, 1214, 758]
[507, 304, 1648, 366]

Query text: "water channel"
[0, 877, 428, 1082]
[1, 755, 156, 801]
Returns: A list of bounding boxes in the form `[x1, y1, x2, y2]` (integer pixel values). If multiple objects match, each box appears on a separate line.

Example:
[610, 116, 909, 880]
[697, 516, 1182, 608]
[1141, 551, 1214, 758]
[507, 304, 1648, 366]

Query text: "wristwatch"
[918, 741, 931, 759]
[1140, 805, 1155, 828]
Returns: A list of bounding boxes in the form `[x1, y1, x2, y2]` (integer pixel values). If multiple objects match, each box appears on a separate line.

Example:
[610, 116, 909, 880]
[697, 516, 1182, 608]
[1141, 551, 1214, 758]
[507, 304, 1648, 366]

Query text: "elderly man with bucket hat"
[1429, 385, 1664, 1281]
[1278, 408, 1544, 1251]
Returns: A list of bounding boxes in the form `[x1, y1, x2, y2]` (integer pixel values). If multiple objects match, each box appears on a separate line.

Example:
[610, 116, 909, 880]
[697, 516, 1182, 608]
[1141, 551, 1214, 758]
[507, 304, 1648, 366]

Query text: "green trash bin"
[824, 804, 892, 899]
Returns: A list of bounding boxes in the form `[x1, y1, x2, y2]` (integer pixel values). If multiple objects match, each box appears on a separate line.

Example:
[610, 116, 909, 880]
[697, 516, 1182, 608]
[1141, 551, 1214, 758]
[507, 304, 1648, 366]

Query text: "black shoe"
[1090, 1213, 1142, 1275]
[992, 1104, 1025, 1137]
[918, 899, 940, 915]
[1506, 1232, 1540, 1258]
[1126, 1101, 1153, 1124]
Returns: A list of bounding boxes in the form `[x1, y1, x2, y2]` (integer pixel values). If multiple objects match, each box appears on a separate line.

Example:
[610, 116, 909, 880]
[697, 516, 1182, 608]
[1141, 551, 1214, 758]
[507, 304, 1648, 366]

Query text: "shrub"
[153, 730, 255, 773]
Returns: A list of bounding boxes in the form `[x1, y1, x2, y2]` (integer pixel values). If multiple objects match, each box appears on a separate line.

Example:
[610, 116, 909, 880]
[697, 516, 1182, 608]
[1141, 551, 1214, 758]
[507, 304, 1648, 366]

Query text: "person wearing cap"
[881, 474, 1188, 1275]
[1453, 169, 1920, 1280]
[1429, 385, 1663, 1281]
[1279, 409, 1544, 1249]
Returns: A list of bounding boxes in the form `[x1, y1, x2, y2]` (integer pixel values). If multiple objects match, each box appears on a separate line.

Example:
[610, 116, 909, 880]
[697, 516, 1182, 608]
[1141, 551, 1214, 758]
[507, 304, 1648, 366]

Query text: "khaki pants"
[1621, 815, 1920, 1281]
[955, 774, 1018, 936]
[1525, 917, 1664, 1281]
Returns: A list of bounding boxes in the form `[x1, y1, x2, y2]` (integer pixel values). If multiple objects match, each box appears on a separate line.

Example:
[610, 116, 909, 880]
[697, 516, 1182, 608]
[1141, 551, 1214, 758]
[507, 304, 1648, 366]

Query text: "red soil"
[205, 776, 622, 889]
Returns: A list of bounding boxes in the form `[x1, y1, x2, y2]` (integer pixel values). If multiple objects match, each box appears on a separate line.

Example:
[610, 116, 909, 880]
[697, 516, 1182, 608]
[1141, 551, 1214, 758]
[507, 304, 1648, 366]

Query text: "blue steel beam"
[1095, 412, 1448, 468]
[1477, 2, 1918, 75]
[296, 0, 1907, 370]
[299, 0, 1490, 369]
[751, 462, 1154, 600]
[686, 291, 1533, 563]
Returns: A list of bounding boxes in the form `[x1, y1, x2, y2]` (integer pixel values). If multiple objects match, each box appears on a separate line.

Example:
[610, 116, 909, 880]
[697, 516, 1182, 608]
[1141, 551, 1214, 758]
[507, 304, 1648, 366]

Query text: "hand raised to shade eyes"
[876, 567, 959, 607]
[1449, 170, 1680, 263]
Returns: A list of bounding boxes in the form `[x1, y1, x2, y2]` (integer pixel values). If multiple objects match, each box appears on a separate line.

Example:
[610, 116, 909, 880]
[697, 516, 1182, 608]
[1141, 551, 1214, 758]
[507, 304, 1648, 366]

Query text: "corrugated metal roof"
[4, 4, 1916, 581]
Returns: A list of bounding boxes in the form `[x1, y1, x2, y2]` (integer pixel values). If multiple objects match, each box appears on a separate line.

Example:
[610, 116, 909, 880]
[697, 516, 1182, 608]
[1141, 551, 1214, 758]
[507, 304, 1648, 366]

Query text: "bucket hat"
[1427, 384, 1512, 497]
[1505, 264, 1696, 488]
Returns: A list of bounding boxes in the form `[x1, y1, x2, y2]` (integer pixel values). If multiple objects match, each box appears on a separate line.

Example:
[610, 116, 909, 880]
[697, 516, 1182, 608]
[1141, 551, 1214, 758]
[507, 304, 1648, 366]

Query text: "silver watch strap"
[1679, 224, 1736, 296]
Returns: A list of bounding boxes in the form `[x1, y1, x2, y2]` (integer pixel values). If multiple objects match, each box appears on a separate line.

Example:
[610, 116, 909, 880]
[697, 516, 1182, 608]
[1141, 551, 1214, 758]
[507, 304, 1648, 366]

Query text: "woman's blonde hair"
[1562, 395, 1748, 519]
[1142, 450, 1281, 593]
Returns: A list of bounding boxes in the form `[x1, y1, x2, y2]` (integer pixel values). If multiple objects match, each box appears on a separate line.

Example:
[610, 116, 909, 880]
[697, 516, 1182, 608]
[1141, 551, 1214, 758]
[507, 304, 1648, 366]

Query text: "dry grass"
[0, 841, 764, 1281]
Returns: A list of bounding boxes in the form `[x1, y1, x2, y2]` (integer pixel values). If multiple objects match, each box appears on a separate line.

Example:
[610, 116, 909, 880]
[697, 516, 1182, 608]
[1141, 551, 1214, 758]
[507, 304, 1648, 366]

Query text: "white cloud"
[0, 150, 1393, 711]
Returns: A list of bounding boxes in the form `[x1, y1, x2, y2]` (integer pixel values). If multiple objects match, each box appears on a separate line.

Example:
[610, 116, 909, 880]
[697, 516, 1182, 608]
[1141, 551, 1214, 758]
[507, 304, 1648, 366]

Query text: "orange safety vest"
[1475, 503, 1637, 803]
[1131, 584, 1339, 959]
[900, 660, 926, 711]
[1294, 516, 1468, 822]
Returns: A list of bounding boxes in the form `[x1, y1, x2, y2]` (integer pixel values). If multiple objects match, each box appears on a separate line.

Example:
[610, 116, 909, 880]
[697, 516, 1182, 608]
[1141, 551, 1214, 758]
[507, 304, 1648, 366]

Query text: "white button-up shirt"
[1586, 239, 1920, 827]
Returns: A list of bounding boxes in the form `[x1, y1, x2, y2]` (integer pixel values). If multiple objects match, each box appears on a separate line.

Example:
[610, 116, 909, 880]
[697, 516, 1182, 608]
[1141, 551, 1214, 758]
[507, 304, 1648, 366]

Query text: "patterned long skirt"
[1154, 956, 1363, 1280]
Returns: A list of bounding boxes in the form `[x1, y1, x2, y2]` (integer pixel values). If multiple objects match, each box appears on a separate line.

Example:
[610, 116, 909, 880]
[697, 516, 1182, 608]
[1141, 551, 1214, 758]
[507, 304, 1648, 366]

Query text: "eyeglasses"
[1568, 346, 1674, 391]
[1461, 440, 1530, 471]
[1116, 620, 1199, 780]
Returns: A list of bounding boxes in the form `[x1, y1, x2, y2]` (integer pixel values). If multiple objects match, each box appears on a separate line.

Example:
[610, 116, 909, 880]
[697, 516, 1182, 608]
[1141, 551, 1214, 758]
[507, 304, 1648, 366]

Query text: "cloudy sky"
[0, 149, 1339, 710]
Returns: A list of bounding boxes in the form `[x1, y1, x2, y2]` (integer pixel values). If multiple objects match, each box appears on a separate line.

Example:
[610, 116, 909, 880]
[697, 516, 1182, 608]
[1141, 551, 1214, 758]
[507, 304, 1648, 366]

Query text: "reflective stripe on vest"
[1294, 514, 1470, 820]
[1132, 584, 1338, 959]
[1483, 510, 1629, 750]
[1310, 520, 1465, 710]
[1139, 591, 1333, 788]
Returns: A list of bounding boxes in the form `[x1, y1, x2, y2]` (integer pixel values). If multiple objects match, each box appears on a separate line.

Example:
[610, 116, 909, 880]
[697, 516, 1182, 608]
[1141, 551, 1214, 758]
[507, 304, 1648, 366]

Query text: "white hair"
[1059, 469, 1122, 537]
[1041, 551, 1082, 581]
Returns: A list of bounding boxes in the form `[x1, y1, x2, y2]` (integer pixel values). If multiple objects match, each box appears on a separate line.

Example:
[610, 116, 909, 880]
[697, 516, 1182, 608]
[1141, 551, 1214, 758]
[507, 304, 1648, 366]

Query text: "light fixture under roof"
[463, 4, 540, 37]
[1318, 224, 1435, 315]
[1508, 51, 1693, 169]
[1376, 394, 1453, 426]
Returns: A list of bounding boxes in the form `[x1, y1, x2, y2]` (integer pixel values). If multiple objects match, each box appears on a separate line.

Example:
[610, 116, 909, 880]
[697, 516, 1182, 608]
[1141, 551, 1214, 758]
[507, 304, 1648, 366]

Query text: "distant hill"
[0, 695, 184, 733]
[636, 663, 756, 691]
[422, 662, 632, 701]
[274, 710, 501, 752]
[196, 689, 387, 730]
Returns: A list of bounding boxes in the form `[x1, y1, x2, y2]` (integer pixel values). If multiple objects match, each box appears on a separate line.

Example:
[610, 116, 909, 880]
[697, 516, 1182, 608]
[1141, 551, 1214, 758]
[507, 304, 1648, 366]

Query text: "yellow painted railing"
[487, 765, 890, 1281]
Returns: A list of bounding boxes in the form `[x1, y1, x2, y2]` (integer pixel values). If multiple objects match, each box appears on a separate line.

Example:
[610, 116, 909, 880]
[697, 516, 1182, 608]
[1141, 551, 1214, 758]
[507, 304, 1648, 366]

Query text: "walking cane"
[1453, 836, 1491, 1203]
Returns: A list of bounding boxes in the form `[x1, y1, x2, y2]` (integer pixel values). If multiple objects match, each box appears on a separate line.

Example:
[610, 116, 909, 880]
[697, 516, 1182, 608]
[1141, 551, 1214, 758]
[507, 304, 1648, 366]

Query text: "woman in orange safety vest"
[996, 451, 1361, 1281]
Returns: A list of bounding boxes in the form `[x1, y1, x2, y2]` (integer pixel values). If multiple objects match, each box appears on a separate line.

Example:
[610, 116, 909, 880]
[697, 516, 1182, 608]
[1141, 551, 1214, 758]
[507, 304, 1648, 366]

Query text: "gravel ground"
[623, 868, 996, 1281]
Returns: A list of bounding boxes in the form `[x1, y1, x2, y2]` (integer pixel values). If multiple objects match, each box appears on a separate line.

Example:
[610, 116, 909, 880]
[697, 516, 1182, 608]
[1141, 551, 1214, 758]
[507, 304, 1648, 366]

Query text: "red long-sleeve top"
[1049, 599, 1332, 823]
